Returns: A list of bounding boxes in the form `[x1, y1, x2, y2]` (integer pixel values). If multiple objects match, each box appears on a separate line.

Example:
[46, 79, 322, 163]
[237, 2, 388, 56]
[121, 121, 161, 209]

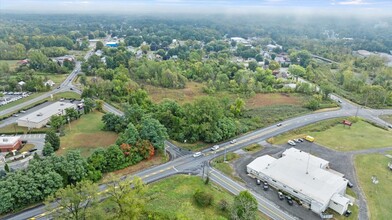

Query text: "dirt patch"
[245, 93, 302, 109]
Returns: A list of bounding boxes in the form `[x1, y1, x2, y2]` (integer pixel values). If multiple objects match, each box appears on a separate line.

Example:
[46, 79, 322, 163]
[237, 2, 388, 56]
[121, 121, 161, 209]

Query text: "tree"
[268, 60, 280, 71]
[49, 115, 65, 131]
[43, 142, 54, 156]
[95, 41, 104, 51]
[105, 145, 128, 172]
[193, 190, 213, 207]
[83, 98, 95, 114]
[46, 180, 99, 220]
[230, 98, 245, 117]
[4, 163, 10, 173]
[248, 61, 258, 72]
[288, 64, 306, 81]
[116, 122, 139, 146]
[28, 50, 49, 70]
[45, 130, 60, 151]
[87, 148, 107, 173]
[231, 191, 258, 220]
[139, 117, 168, 151]
[104, 175, 146, 219]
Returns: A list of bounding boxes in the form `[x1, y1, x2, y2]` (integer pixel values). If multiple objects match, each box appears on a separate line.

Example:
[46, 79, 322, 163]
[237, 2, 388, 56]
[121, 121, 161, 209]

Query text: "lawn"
[211, 152, 243, 183]
[271, 118, 392, 151]
[51, 92, 81, 100]
[245, 93, 303, 108]
[35, 73, 68, 85]
[0, 123, 48, 134]
[144, 175, 235, 220]
[58, 111, 118, 157]
[354, 152, 392, 220]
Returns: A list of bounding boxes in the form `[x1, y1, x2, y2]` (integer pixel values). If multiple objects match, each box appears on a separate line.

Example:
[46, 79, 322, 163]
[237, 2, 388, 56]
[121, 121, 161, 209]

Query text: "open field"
[58, 111, 118, 157]
[270, 118, 392, 151]
[354, 152, 392, 220]
[246, 93, 303, 108]
[35, 73, 68, 85]
[211, 152, 243, 183]
[144, 175, 235, 220]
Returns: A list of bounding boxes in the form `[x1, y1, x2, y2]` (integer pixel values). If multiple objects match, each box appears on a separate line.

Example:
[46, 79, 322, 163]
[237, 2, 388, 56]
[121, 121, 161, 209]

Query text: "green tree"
[28, 50, 49, 70]
[46, 180, 99, 220]
[193, 190, 213, 207]
[288, 64, 306, 81]
[231, 191, 258, 220]
[95, 41, 104, 51]
[43, 142, 54, 156]
[45, 130, 60, 151]
[83, 98, 95, 114]
[139, 117, 168, 151]
[268, 60, 280, 71]
[230, 98, 245, 117]
[105, 175, 146, 219]
[87, 148, 107, 173]
[105, 145, 128, 172]
[49, 114, 65, 131]
[4, 163, 10, 173]
[116, 122, 139, 146]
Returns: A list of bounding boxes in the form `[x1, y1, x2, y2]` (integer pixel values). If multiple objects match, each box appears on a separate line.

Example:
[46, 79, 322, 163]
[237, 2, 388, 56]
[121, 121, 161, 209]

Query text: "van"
[304, 135, 314, 142]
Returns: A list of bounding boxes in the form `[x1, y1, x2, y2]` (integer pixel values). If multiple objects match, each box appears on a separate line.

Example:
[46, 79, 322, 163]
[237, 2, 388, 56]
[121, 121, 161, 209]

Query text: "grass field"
[35, 73, 68, 85]
[354, 151, 392, 220]
[246, 93, 303, 108]
[58, 111, 118, 157]
[0, 123, 49, 134]
[19, 144, 36, 152]
[211, 152, 243, 183]
[144, 175, 235, 220]
[271, 118, 392, 151]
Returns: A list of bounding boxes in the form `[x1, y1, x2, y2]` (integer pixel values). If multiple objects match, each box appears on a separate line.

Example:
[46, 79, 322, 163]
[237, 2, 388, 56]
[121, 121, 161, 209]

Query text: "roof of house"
[0, 136, 21, 146]
[247, 148, 347, 205]
[18, 102, 76, 124]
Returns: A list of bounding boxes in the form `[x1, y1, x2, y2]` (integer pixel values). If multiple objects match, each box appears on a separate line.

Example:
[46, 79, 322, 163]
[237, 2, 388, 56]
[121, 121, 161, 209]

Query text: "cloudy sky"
[1, 0, 391, 14]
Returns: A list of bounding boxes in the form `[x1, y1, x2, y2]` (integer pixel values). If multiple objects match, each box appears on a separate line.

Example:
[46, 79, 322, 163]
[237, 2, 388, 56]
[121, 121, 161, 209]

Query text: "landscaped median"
[268, 117, 392, 151]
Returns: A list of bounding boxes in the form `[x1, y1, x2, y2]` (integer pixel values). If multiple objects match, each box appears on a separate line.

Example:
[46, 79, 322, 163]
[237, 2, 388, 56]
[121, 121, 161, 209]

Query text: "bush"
[218, 199, 229, 211]
[193, 190, 213, 207]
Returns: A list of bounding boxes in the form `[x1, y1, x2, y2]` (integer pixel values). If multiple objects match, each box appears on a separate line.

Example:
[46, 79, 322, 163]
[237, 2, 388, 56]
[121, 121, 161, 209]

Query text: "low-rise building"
[247, 148, 351, 216]
[0, 136, 22, 153]
[17, 102, 76, 128]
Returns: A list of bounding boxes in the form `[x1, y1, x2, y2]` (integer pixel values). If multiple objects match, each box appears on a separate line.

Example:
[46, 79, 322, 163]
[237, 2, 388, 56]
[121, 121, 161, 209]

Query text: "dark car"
[70, 87, 74, 90]
[28, 148, 37, 153]
[263, 182, 269, 191]
[286, 196, 293, 206]
[256, 179, 261, 185]
[347, 180, 354, 188]
[278, 192, 284, 200]
[388, 125, 392, 129]
[344, 210, 352, 217]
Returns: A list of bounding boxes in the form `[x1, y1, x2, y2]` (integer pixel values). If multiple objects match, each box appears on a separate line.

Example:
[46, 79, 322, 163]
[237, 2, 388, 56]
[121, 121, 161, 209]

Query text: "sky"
[1, 0, 392, 14]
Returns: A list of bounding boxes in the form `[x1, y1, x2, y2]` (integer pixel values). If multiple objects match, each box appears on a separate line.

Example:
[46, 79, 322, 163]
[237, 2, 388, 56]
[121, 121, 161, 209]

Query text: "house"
[44, 80, 55, 87]
[17, 59, 29, 65]
[0, 136, 22, 153]
[247, 148, 352, 216]
[266, 44, 282, 52]
[18, 81, 26, 86]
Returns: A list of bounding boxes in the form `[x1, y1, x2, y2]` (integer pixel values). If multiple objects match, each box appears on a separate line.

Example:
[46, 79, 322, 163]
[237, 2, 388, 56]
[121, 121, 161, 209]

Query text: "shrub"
[193, 190, 213, 207]
[218, 199, 229, 211]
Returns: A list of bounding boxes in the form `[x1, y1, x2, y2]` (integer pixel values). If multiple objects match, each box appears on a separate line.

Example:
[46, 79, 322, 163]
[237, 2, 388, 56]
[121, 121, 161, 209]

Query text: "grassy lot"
[270, 118, 392, 151]
[354, 151, 392, 220]
[51, 91, 81, 100]
[246, 93, 303, 108]
[144, 175, 236, 220]
[19, 144, 35, 152]
[0, 92, 43, 112]
[35, 73, 68, 85]
[58, 111, 118, 157]
[243, 144, 264, 153]
[0, 123, 49, 134]
[211, 152, 243, 183]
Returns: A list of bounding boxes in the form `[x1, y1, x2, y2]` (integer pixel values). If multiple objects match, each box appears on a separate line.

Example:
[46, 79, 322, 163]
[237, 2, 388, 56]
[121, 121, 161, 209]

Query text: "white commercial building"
[17, 102, 76, 129]
[247, 148, 351, 216]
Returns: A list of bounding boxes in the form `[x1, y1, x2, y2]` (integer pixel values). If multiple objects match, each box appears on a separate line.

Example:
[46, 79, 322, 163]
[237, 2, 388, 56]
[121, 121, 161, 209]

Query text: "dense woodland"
[1, 13, 392, 216]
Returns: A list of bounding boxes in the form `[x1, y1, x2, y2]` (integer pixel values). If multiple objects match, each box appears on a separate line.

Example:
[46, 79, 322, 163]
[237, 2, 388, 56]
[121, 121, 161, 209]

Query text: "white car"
[211, 145, 220, 151]
[230, 139, 237, 144]
[288, 140, 296, 146]
[193, 152, 202, 158]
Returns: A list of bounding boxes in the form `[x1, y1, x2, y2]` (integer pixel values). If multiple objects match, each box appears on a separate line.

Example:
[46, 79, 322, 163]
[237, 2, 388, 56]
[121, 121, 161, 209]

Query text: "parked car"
[193, 152, 202, 158]
[298, 138, 304, 142]
[13, 114, 19, 117]
[20, 110, 26, 113]
[288, 140, 296, 146]
[276, 123, 282, 127]
[263, 182, 269, 191]
[211, 145, 220, 151]
[286, 196, 294, 206]
[293, 139, 301, 143]
[230, 139, 237, 144]
[388, 125, 392, 129]
[344, 210, 352, 217]
[70, 87, 74, 90]
[338, 100, 342, 103]
[256, 179, 261, 185]
[347, 180, 354, 188]
[278, 192, 284, 200]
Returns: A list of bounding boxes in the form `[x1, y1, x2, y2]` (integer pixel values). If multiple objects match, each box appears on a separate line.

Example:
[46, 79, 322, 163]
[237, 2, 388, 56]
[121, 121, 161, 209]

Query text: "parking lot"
[232, 141, 361, 220]
[0, 92, 32, 106]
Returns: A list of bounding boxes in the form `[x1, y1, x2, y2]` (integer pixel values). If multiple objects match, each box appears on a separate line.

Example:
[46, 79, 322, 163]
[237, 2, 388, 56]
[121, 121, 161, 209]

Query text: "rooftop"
[248, 148, 347, 205]
[0, 136, 21, 146]
[18, 102, 76, 123]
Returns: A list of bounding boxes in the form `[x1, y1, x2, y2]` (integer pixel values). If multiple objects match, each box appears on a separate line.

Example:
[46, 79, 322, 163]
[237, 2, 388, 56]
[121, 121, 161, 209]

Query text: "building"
[247, 148, 351, 216]
[106, 42, 118, 47]
[44, 80, 55, 87]
[17, 102, 76, 128]
[0, 136, 22, 153]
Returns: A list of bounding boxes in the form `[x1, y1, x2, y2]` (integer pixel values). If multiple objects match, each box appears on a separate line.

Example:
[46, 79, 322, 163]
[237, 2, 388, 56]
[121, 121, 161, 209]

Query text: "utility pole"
[224, 146, 227, 162]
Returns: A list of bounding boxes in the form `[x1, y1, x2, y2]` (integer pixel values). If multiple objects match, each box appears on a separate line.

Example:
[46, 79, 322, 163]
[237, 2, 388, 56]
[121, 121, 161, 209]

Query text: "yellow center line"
[210, 172, 287, 220]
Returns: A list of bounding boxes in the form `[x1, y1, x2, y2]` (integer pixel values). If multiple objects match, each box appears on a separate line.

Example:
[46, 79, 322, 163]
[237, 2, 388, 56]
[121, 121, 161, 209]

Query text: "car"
[344, 210, 352, 217]
[388, 125, 392, 129]
[288, 140, 296, 146]
[298, 138, 304, 142]
[70, 88, 74, 90]
[256, 179, 261, 185]
[293, 139, 301, 143]
[338, 100, 342, 103]
[28, 149, 37, 153]
[193, 152, 202, 158]
[278, 192, 284, 200]
[276, 123, 282, 127]
[211, 145, 220, 151]
[230, 139, 237, 144]
[13, 114, 19, 117]
[60, 98, 64, 101]
[263, 182, 269, 191]
[57, 87, 60, 89]
[20, 110, 26, 113]
[347, 180, 354, 188]
[286, 196, 294, 206]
